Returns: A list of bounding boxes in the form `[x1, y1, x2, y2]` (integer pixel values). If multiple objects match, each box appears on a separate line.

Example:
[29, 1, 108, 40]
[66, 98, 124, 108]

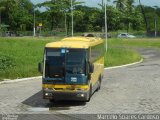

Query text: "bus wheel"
[86, 85, 92, 102]
[97, 76, 102, 91]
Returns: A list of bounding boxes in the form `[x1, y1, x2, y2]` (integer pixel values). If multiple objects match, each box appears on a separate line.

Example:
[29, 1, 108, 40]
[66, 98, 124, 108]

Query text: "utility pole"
[155, 16, 157, 37]
[101, 0, 104, 32]
[154, 6, 158, 38]
[0, 11, 1, 30]
[71, 0, 73, 37]
[33, 8, 36, 37]
[105, 0, 108, 52]
[65, 13, 67, 36]
[0, 11, 1, 37]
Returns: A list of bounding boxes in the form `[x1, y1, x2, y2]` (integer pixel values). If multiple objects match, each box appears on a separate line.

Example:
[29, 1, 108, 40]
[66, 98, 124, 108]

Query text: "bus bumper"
[43, 89, 90, 101]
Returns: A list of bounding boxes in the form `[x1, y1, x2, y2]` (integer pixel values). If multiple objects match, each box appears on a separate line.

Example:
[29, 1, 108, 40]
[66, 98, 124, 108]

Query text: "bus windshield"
[66, 49, 85, 74]
[45, 48, 65, 78]
[45, 48, 86, 78]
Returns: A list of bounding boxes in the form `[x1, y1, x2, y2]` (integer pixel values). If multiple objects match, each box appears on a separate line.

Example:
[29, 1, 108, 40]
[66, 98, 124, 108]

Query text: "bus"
[38, 37, 105, 102]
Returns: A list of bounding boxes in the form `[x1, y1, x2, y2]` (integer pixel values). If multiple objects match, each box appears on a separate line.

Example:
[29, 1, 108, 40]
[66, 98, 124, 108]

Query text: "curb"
[0, 76, 42, 84]
[0, 59, 143, 84]
[105, 59, 143, 70]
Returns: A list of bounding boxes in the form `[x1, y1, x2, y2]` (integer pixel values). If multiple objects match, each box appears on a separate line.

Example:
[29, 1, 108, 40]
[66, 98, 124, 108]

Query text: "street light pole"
[105, 0, 108, 52]
[71, 0, 73, 37]
[153, 6, 158, 38]
[65, 13, 67, 36]
[0, 11, 1, 30]
[33, 8, 36, 37]
[155, 16, 157, 38]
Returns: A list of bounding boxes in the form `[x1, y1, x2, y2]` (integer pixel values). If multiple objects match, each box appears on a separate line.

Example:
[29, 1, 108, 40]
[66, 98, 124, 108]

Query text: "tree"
[37, 0, 63, 30]
[138, 0, 149, 32]
[60, 0, 83, 35]
[125, 0, 135, 32]
[37, 0, 83, 35]
[74, 6, 101, 32]
[126, 0, 134, 12]
[113, 0, 132, 32]
[0, 0, 17, 30]
[0, 6, 5, 30]
[0, 0, 34, 31]
[113, 0, 127, 11]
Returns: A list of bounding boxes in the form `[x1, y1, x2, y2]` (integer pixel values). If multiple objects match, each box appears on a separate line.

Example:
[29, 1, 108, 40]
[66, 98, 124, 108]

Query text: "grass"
[108, 38, 160, 48]
[0, 37, 56, 80]
[105, 47, 141, 67]
[0, 37, 152, 80]
[105, 37, 160, 67]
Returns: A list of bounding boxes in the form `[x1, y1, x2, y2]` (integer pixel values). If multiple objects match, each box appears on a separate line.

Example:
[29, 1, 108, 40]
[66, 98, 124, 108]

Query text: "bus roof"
[46, 37, 104, 49]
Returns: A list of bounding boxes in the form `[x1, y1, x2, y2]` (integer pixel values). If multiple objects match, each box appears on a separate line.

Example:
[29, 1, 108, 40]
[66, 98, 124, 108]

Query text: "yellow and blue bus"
[39, 37, 105, 102]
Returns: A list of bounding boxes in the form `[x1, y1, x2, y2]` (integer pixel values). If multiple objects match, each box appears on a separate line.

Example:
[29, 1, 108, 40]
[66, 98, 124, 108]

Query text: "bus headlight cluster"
[45, 93, 52, 96]
[77, 93, 85, 97]
[81, 94, 84, 97]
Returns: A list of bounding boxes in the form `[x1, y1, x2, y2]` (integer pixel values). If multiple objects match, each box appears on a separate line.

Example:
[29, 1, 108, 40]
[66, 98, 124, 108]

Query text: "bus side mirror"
[89, 62, 94, 73]
[38, 62, 43, 74]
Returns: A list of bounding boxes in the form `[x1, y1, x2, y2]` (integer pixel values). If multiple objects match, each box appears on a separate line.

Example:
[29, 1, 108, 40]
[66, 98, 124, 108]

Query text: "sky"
[32, 0, 160, 7]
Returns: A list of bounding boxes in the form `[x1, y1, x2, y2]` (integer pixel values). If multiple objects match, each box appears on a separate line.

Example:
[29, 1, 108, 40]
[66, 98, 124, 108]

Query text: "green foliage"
[108, 38, 160, 48]
[0, 0, 159, 35]
[106, 6, 122, 30]
[0, 37, 54, 80]
[113, 0, 127, 11]
[0, 0, 33, 31]
[0, 53, 15, 71]
[36, 0, 83, 34]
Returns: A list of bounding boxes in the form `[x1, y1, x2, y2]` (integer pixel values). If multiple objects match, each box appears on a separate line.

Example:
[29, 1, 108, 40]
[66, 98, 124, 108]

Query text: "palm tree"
[37, 0, 83, 34]
[113, 0, 127, 11]
[0, 1, 6, 31]
[125, 0, 135, 32]
[0, 7, 5, 28]
[126, 0, 134, 12]
[36, 0, 65, 30]
[138, 0, 148, 32]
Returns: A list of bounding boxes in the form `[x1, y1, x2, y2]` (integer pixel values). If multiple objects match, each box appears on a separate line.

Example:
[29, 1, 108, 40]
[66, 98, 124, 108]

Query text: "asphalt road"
[0, 48, 160, 119]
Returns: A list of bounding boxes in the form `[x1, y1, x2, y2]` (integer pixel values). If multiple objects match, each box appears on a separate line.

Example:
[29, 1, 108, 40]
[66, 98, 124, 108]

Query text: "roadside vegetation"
[0, 37, 53, 80]
[105, 47, 141, 67]
[0, 0, 160, 37]
[109, 38, 160, 48]
[0, 37, 144, 81]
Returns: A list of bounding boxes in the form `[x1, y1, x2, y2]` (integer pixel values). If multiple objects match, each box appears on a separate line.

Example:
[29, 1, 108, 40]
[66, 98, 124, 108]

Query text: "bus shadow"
[22, 90, 48, 108]
[22, 90, 86, 111]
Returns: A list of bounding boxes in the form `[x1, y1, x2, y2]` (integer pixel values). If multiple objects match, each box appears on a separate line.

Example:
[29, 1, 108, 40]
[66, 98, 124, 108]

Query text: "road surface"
[0, 48, 160, 119]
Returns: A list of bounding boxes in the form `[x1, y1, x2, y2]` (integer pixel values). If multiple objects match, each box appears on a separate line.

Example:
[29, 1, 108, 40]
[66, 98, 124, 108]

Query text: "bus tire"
[86, 85, 92, 102]
[97, 75, 102, 91]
